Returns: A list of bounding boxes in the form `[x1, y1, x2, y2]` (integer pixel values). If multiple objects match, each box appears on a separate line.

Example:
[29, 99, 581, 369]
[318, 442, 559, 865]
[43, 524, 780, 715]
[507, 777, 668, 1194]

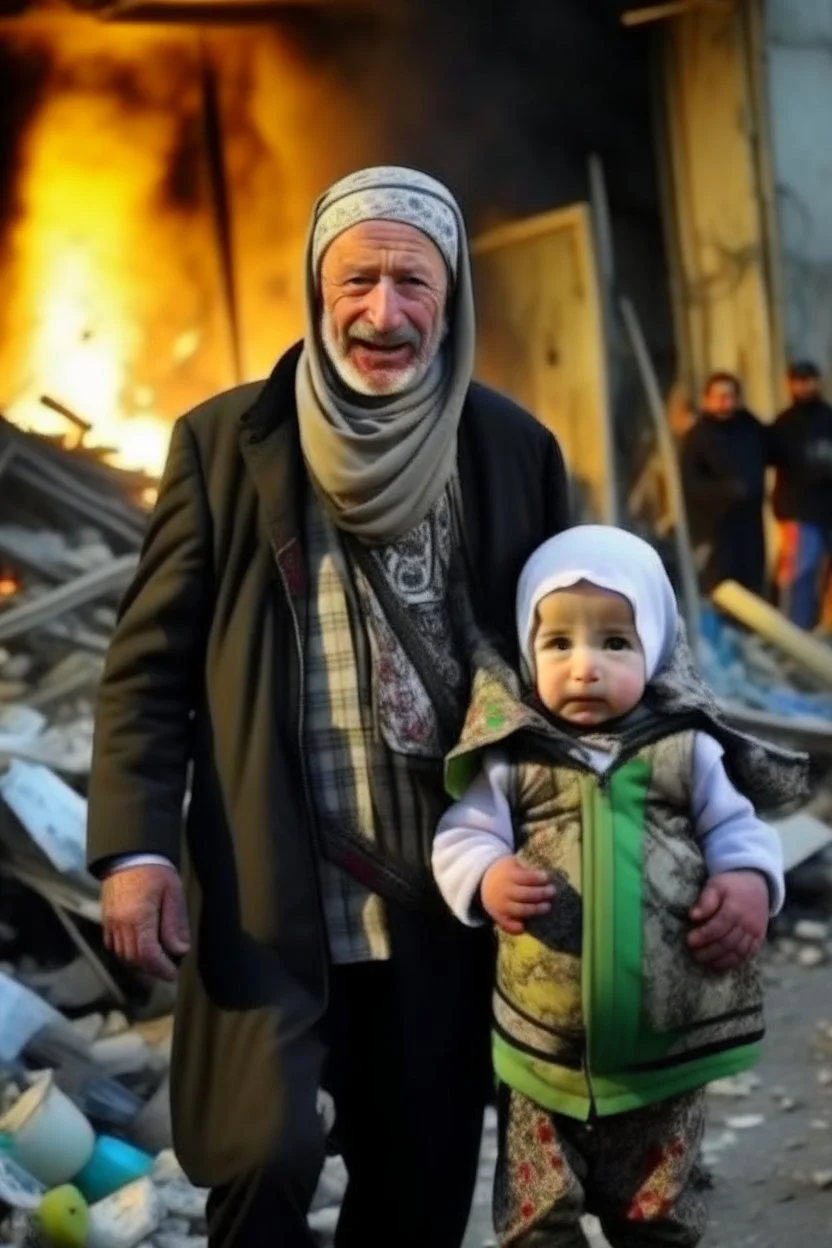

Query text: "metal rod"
[619, 295, 701, 654]
[200, 34, 243, 384]
[587, 153, 621, 526]
[622, 1, 720, 27]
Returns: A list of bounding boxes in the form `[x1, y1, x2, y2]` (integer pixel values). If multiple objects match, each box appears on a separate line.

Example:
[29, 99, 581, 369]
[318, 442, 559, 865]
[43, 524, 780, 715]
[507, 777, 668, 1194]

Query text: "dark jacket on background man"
[86, 342, 568, 1187]
[681, 408, 768, 595]
[770, 397, 832, 528]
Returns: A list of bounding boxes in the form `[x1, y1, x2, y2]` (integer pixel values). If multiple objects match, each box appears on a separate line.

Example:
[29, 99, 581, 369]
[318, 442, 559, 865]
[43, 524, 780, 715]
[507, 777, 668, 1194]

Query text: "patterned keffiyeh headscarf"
[296, 166, 476, 545]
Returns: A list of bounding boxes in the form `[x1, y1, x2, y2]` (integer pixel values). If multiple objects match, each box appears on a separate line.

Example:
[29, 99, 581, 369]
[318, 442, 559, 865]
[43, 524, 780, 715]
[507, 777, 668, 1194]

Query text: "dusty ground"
[463, 956, 832, 1247]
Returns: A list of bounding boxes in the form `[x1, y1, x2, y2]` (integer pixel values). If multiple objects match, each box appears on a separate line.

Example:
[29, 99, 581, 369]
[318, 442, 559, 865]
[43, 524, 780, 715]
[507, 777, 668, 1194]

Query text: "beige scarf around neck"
[296, 166, 476, 545]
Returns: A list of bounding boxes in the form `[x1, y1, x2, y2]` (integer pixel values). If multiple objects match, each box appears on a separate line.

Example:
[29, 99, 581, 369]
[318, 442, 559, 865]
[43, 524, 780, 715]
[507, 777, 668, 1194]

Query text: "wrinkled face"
[788, 374, 821, 404]
[319, 219, 449, 397]
[532, 583, 646, 726]
[703, 379, 740, 420]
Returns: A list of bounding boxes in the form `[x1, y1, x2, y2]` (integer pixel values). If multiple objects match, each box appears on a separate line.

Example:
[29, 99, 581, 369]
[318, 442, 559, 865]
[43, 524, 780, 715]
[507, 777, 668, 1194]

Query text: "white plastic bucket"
[0, 1071, 94, 1186]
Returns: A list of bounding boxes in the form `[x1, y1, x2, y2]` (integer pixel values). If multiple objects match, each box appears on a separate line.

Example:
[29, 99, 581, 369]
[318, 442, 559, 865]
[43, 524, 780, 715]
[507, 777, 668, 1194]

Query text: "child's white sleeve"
[433, 749, 515, 926]
[692, 732, 785, 914]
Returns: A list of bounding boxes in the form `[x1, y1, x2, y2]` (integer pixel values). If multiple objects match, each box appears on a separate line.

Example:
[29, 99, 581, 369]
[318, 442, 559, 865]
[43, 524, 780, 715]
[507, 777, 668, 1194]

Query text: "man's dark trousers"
[206, 902, 492, 1247]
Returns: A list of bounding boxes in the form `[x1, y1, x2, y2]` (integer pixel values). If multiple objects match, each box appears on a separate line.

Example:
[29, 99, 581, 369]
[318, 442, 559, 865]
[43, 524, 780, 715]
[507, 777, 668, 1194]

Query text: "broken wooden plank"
[720, 701, 832, 756]
[713, 580, 832, 688]
[0, 556, 136, 643]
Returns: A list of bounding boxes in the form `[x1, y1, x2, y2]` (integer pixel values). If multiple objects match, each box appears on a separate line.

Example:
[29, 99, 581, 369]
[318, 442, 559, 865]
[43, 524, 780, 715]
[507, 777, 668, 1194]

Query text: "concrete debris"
[798, 946, 828, 969]
[793, 919, 830, 943]
[725, 1115, 766, 1130]
[708, 1073, 762, 1099]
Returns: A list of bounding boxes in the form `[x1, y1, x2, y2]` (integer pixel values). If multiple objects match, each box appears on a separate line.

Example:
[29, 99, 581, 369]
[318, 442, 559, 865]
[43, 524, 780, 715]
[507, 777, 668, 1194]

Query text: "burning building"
[0, 0, 822, 512]
[0, 0, 679, 518]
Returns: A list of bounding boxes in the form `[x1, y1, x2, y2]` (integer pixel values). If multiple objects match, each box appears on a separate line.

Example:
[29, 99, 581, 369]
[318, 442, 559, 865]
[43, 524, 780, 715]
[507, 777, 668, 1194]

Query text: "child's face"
[532, 583, 646, 726]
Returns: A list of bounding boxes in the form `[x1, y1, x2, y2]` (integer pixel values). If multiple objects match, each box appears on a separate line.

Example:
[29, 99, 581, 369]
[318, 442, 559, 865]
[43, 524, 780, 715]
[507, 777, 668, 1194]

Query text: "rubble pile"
[700, 609, 832, 739]
[1, 414, 832, 1247]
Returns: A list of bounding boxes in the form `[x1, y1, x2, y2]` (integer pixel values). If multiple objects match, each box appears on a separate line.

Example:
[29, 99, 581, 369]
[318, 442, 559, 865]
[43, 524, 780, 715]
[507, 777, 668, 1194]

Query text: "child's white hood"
[516, 525, 678, 681]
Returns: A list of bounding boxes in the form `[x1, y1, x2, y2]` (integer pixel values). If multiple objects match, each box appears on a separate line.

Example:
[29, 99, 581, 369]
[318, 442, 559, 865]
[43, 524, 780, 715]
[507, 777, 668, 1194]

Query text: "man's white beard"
[320, 313, 439, 398]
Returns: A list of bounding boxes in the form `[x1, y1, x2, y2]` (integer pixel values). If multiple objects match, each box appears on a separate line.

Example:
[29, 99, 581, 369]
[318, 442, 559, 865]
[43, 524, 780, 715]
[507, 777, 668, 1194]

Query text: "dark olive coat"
[87, 342, 569, 1185]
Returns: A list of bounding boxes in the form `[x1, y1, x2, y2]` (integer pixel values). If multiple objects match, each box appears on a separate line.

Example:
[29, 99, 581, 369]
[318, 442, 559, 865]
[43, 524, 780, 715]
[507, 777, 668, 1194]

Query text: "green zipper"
[581, 763, 651, 1079]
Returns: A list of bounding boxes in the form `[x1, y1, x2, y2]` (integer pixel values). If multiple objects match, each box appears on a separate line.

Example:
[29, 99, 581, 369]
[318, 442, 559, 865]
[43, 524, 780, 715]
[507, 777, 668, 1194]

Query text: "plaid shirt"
[304, 493, 391, 963]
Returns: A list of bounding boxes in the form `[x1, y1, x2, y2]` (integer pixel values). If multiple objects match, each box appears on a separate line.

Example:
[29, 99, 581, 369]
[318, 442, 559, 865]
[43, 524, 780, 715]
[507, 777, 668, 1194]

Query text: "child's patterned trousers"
[494, 1084, 707, 1247]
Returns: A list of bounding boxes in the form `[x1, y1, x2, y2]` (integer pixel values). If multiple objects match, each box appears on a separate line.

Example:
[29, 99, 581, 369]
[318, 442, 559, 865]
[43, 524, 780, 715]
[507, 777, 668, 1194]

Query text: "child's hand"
[687, 870, 770, 971]
[480, 856, 555, 935]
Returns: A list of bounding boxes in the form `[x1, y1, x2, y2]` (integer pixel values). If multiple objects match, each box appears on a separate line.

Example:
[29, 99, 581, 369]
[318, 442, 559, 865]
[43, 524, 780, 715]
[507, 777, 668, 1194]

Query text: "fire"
[0, 575, 18, 598]
[3, 116, 172, 478]
[0, 24, 220, 483]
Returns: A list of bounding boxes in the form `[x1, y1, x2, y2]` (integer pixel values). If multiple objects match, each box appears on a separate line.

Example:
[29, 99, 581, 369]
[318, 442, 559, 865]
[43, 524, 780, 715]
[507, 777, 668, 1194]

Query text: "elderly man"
[88, 167, 568, 1248]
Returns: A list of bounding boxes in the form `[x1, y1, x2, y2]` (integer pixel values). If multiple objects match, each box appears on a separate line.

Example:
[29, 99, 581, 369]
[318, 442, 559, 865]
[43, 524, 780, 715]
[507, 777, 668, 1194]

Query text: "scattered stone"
[101, 1010, 130, 1038]
[158, 1217, 191, 1235]
[308, 1205, 339, 1239]
[708, 1073, 761, 1099]
[312, 1157, 347, 1212]
[798, 945, 828, 968]
[794, 919, 830, 942]
[811, 1170, 832, 1190]
[21, 956, 106, 1010]
[785, 1138, 806, 1150]
[152, 1152, 185, 1187]
[71, 1012, 105, 1044]
[778, 1096, 799, 1112]
[818, 1068, 832, 1087]
[725, 1114, 766, 1130]
[158, 1180, 208, 1222]
[810, 1119, 830, 1130]
[154, 1237, 207, 1248]
[777, 938, 799, 959]
[91, 1030, 153, 1077]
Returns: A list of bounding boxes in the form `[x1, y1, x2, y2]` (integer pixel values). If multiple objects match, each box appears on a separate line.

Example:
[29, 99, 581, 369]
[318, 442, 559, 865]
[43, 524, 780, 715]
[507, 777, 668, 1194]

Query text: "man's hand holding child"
[480, 856, 555, 935]
[687, 870, 770, 971]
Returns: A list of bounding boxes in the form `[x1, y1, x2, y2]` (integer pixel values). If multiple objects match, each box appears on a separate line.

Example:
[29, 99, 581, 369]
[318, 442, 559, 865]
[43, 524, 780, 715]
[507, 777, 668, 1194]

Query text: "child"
[433, 526, 807, 1247]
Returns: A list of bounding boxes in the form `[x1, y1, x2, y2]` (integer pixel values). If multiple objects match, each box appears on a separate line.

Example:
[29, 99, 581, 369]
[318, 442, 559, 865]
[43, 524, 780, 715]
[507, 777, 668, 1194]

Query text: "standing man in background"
[770, 361, 832, 629]
[681, 372, 768, 597]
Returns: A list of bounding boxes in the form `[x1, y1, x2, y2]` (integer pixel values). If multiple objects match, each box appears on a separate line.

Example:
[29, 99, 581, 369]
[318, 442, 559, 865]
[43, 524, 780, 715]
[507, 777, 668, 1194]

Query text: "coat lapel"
[238, 341, 307, 595]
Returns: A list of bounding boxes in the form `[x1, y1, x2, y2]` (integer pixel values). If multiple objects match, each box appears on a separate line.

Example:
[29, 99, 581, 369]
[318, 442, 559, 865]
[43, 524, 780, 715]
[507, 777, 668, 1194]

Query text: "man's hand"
[687, 870, 770, 972]
[480, 856, 555, 935]
[102, 865, 191, 981]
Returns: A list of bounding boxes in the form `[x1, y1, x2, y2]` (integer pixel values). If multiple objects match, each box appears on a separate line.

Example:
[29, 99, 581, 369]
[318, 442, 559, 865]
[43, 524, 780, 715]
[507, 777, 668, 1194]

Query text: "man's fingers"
[160, 879, 191, 957]
[135, 923, 178, 980]
[496, 917, 525, 935]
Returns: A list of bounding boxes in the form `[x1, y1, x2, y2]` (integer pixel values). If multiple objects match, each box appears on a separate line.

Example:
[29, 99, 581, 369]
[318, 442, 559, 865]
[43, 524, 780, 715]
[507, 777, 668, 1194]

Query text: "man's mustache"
[347, 321, 422, 349]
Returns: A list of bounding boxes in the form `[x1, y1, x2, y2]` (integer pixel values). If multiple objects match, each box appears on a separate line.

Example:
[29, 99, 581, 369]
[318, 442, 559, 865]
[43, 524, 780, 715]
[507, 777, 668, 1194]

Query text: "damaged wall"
[764, 0, 832, 386]
[659, 2, 778, 419]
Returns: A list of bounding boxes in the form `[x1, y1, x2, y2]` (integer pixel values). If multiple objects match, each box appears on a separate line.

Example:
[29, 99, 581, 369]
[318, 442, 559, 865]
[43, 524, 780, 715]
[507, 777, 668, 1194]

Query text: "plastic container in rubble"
[73, 1134, 154, 1204]
[0, 1070, 95, 1187]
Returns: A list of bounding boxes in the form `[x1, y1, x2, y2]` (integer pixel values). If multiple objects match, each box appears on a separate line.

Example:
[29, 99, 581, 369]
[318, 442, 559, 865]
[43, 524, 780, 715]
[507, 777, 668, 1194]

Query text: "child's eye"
[547, 636, 571, 652]
[604, 636, 632, 652]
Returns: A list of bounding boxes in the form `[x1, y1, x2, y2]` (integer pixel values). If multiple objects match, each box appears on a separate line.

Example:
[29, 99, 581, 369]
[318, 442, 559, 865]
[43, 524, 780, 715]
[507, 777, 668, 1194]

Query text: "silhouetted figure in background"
[770, 361, 832, 629]
[681, 372, 767, 597]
